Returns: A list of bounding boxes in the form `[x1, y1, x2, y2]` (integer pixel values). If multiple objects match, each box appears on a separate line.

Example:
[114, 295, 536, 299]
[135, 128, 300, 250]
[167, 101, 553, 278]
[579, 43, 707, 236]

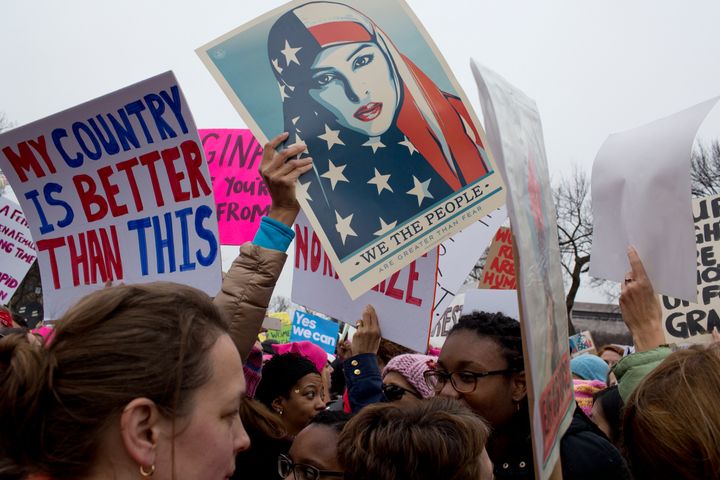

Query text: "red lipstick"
[354, 102, 383, 122]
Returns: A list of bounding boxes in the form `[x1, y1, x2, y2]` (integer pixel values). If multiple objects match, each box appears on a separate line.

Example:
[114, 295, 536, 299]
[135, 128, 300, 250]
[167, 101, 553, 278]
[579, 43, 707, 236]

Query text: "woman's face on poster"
[309, 42, 398, 137]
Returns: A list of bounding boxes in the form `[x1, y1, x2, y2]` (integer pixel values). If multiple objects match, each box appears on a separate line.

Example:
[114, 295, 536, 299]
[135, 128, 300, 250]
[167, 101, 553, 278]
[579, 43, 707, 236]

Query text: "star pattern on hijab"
[406, 176, 434, 206]
[335, 211, 357, 245]
[321, 160, 349, 190]
[281, 39, 302, 66]
[318, 124, 345, 150]
[362, 137, 386, 153]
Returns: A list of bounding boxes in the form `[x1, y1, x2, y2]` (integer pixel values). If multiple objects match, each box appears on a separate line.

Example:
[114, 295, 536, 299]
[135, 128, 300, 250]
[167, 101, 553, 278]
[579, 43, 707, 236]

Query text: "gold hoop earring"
[140, 464, 155, 477]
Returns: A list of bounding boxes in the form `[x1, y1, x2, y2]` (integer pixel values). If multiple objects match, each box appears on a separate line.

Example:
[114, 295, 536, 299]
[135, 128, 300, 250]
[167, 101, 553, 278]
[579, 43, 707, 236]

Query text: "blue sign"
[290, 310, 339, 355]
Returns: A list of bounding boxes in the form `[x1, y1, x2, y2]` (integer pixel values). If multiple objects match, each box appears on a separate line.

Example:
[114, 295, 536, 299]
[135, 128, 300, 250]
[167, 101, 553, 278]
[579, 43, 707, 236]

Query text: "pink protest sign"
[199, 129, 270, 245]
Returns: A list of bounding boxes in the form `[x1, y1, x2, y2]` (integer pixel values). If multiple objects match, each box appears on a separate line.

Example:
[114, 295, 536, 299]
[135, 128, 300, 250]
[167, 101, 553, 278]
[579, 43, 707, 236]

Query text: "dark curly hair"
[448, 311, 524, 372]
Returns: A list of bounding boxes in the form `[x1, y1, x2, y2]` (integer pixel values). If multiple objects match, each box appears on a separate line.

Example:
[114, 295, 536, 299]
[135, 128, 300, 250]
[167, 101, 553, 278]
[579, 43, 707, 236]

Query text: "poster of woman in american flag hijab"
[198, 0, 505, 298]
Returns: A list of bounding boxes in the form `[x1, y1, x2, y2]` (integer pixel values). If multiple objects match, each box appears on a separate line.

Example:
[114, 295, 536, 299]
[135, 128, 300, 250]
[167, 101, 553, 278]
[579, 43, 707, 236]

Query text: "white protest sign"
[661, 194, 720, 344]
[590, 97, 720, 302]
[0, 72, 222, 319]
[462, 288, 520, 319]
[0, 197, 36, 304]
[432, 207, 507, 317]
[292, 212, 436, 352]
[473, 61, 574, 480]
[429, 292, 465, 348]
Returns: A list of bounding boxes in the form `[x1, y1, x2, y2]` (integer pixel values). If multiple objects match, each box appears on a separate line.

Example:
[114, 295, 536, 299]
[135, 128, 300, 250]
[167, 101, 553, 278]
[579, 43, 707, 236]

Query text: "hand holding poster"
[473, 61, 574, 480]
[199, 129, 270, 245]
[198, 0, 505, 299]
[0, 72, 222, 319]
[0, 197, 36, 304]
[661, 194, 720, 344]
[479, 226, 516, 289]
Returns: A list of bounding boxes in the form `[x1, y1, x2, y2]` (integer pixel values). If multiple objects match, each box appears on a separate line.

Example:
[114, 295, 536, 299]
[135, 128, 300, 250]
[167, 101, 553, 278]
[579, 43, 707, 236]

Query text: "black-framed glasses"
[278, 453, 343, 480]
[423, 368, 515, 394]
[382, 383, 421, 402]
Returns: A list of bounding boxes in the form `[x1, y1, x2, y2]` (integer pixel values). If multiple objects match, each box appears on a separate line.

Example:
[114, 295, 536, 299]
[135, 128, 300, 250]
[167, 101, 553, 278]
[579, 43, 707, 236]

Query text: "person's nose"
[343, 74, 368, 103]
[234, 419, 251, 453]
[438, 380, 460, 399]
[314, 395, 327, 411]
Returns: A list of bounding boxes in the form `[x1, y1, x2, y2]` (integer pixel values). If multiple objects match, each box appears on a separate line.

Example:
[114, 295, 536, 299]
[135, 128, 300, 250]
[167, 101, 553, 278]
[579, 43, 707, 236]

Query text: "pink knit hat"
[572, 379, 606, 418]
[382, 354, 438, 399]
[272, 341, 328, 374]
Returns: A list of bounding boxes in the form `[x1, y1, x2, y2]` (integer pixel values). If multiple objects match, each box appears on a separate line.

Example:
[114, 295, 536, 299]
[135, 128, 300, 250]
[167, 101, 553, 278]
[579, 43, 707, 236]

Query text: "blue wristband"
[253, 216, 295, 252]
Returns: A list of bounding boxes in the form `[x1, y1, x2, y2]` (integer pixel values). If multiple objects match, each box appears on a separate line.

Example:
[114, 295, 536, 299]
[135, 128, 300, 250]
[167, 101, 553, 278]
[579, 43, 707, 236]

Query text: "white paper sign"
[0, 72, 222, 319]
[590, 97, 720, 301]
[0, 197, 36, 303]
[430, 207, 507, 342]
[292, 212, 436, 352]
[462, 288, 520, 319]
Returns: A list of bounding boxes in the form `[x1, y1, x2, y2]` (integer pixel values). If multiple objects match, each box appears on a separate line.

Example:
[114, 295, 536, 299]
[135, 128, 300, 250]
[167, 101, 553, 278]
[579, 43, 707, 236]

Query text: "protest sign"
[0, 197, 36, 304]
[198, 0, 505, 299]
[199, 129, 270, 245]
[429, 293, 465, 348]
[292, 212, 436, 352]
[290, 309, 339, 355]
[479, 226, 516, 289]
[661, 194, 720, 344]
[264, 311, 292, 343]
[430, 288, 520, 347]
[463, 288, 520, 318]
[431, 207, 507, 326]
[591, 97, 719, 302]
[568, 330, 596, 357]
[473, 61, 574, 480]
[0, 72, 222, 319]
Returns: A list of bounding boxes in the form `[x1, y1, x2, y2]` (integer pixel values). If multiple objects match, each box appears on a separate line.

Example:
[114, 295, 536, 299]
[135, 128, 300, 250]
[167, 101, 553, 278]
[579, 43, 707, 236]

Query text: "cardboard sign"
[0, 197, 36, 303]
[290, 309, 339, 355]
[479, 226, 516, 289]
[264, 311, 292, 343]
[661, 194, 720, 344]
[0, 72, 222, 319]
[292, 212, 436, 352]
[198, 0, 505, 299]
[473, 61, 574, 480]
[569, 330, 596, 357]
[431, 207, 507, 338]
[199, 129, 270, 245]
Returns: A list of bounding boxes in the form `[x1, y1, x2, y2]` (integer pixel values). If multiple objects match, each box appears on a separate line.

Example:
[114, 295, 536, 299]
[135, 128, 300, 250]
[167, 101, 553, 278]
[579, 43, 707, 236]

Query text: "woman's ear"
[271, 397, 286, 415]
[511, 371, 527, 402]
[120, 398, 160, 467]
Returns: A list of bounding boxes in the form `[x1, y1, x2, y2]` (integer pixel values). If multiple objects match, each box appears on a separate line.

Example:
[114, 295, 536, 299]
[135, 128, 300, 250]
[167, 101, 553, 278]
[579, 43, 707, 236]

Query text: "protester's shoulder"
[560, 408, 631, 480]
[613, 346, 672, 376]
[614, 346, 672, 401]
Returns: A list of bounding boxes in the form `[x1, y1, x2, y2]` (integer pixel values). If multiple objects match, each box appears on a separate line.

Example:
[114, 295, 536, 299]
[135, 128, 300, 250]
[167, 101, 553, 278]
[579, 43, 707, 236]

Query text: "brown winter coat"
[213, 242, 287, 362]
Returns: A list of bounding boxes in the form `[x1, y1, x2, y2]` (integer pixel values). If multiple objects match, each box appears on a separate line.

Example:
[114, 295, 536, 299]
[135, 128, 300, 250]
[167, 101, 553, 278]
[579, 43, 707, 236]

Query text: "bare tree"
[268, 295, 292, 313]
[0, 112, 12, 133]
[553, 167, 594, 333]
[691, 140, 720, 197]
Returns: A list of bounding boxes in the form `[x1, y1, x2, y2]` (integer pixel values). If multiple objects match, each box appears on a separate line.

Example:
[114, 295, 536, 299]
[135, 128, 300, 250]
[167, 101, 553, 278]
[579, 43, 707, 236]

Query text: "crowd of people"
[1, 136, 719, 479]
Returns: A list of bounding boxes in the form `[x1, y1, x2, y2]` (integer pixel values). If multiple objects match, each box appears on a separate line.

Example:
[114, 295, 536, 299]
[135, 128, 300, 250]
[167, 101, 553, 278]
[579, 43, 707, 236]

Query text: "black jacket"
[494, 405, 631, 480]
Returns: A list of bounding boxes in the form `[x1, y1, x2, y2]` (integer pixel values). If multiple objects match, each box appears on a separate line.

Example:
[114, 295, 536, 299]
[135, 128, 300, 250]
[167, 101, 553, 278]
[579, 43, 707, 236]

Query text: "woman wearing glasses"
[278, 410, 350, 480]
[426, 311, 631, 480]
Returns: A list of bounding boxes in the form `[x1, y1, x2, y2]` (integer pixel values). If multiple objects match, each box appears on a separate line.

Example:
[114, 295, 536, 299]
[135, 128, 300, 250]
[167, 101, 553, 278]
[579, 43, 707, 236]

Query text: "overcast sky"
[2, 0, 719, 303]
